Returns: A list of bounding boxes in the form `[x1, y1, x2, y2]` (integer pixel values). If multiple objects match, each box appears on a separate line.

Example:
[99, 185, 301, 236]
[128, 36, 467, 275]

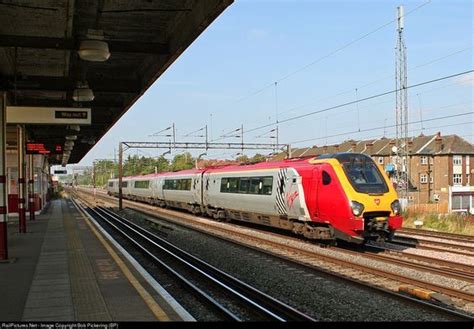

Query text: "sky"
[75, 0, 473, 167]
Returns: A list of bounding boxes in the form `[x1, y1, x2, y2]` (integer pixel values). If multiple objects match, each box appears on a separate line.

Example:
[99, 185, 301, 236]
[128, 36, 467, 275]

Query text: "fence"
[406, 202, 448, 214]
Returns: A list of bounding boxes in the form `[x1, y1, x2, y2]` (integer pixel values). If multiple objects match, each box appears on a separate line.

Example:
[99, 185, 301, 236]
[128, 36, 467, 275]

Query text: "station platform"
[0, 198, 193, 322]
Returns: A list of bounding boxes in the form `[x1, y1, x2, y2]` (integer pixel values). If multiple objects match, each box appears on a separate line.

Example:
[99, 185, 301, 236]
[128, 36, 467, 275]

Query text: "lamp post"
[195, 152, 207, 169]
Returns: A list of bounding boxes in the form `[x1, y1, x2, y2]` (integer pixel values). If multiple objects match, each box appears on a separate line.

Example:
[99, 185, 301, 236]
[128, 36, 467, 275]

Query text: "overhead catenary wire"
[243, 69, 473, 134]
[289, 111, 474, 145]
[334, 101, 472, 134]
[331, 121, 474, 149]
[271, 86, 472, 140]
[274, 46, 472, 119]
[270, 85, 472, 141]
[233, 0, 432, 104]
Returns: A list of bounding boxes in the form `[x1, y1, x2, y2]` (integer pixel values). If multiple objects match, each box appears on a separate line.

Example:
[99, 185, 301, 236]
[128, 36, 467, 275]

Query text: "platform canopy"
[0, 0, 233, 164]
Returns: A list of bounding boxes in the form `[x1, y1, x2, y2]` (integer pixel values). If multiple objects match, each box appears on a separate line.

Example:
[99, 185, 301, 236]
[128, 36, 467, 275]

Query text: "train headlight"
[350, 201, 364, 217]
[391, 199, 401, 215]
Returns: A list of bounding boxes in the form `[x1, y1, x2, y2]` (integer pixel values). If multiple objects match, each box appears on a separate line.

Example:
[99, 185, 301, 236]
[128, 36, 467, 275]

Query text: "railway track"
[71, 194, 315, 321]
[398, 228, 474, 244]
[71, 187, 474, 318]
[363, 244, 474, 277]
[79, 188, 473, 281]
[389, 236, 474, 257]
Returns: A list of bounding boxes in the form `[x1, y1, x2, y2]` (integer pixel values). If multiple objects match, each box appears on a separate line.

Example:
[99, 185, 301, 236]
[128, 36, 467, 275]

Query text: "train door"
[307, 168, 319, 219]
[192, 174, 202, 206]
[202, 172, 211, 206]
[317, 167, 333, 219]
[285, 171, 301, 219]
[155, 177, 163, 200]
[316, 165, 346, 222]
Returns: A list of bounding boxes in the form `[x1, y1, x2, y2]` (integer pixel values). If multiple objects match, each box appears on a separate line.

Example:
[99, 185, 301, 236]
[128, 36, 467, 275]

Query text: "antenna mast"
[395, 5, 409, 202]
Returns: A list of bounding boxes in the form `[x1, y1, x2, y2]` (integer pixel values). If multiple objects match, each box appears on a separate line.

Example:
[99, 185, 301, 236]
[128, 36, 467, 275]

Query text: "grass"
[402, 210, 474, 235]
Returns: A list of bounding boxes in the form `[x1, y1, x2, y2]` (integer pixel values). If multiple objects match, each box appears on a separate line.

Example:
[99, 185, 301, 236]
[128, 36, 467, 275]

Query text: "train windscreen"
[337, 154, 389, 194]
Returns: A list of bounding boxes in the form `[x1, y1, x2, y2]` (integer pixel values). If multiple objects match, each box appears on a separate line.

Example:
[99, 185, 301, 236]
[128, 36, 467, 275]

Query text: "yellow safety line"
[76, 199, 171, 321]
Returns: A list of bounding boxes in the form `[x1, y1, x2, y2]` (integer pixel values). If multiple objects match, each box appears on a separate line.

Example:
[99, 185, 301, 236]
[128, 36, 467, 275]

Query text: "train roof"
[125, 168, 205, 180]
[111, 153, 371, 180]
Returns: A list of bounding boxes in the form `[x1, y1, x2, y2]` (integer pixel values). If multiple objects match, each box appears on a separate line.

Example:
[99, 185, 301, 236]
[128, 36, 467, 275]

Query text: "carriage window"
[261, 177, 273, 195]
[322, 171, 331, 185]
[121, 181, 128, 188]
[163, 178, 192, 191]
[249, 178, 261, 194]
[228, 178, 239, 193]
[220, 176, 273, 195]
[221, 178, 229, 192]
[239, 178, 250, 193]
[108, 182, 114, 187]
[134, 180, 150, 189]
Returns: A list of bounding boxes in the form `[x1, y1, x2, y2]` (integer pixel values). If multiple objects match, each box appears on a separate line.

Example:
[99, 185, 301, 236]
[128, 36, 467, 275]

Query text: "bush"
[403, 211, 474, 235]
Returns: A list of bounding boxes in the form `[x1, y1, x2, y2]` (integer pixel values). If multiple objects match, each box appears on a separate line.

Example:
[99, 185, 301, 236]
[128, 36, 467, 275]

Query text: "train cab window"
[340, 155, 389, 193]
[239, 178, 250, 193]
[322, 171, 331, 185]
[108, 182, 114, 187]
[121, 181, 128, 188]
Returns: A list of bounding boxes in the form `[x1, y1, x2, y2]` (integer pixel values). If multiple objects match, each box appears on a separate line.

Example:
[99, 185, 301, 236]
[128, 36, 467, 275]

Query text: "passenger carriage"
[107, 153, 403, 244]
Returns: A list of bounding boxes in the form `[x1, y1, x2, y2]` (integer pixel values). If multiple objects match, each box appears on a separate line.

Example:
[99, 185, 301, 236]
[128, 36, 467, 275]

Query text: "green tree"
[93, 159, 115, 187]
[171, 152, 194, 171]
[251, 153, 267, 163]
[155, 155, 170, 173]
[235, 154, 250, 163]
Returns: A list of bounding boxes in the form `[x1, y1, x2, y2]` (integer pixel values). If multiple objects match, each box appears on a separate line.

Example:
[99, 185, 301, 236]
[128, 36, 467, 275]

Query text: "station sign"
[55, 110, 88, 120]
[6, 106, 91, 125]
[26, 143, 63, 155]
[54, 170, 68, 175]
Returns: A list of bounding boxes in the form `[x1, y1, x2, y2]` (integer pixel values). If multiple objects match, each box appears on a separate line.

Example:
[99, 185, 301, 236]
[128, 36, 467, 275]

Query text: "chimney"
[389, 140, 395, 154]
[365, 142, 373, 155]
[435, 132, 442, 153]
[407, 140, 413, 155]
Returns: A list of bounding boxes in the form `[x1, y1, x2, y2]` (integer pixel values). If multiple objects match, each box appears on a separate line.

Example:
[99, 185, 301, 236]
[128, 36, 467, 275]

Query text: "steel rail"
[389, 237, 474, 256]
[363, 244, 474, 276]
[82, 187, 474, 278]
[72, 188, 474, 318]
[95, 205, 315, 322]
[123, 202, 474, 303]
[340, 246, 474, 284]
[73, 192, 315, 321]
[72, 196, 240, 321]
[398, 228, 474, 243]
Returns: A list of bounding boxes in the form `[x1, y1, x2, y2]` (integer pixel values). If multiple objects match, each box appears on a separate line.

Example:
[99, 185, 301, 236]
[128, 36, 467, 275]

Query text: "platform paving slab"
[1, 198, 187, 322]
[0, 207, 50, 321]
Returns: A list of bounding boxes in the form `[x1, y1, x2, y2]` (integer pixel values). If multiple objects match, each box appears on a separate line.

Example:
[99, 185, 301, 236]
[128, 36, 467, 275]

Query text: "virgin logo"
[374, 199, 380, 205]
[286, 191, 299, 209]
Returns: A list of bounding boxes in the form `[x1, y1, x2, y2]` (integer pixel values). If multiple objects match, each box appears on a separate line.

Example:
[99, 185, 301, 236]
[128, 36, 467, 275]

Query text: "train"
[107, 153, 403, 244]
